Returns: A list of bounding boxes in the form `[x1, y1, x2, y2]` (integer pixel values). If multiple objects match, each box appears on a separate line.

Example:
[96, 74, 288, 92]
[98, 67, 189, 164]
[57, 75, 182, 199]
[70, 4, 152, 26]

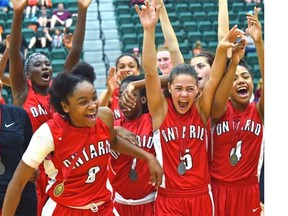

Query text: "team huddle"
[0, 0, 264, 216]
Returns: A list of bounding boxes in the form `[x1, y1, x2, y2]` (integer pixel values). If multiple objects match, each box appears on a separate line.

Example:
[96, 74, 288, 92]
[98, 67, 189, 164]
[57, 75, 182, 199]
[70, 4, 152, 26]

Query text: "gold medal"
[54, 182, 64, 197]
[230, 153, 238, 166]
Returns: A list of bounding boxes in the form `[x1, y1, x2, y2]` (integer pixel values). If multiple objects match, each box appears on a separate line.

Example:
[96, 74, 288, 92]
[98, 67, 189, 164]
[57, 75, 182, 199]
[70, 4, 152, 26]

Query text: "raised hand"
[106, 66, 118, 93]
[231, 38, 246, 64]
[147, 155, 163, 189]
[218, 25, 246, 51]
[78, 0, 92, 10]
[135, 0, 161, 30]
[62, 32, 73, 50]
[120, 83, 137, 111]
[246, 7, 263, 43]
[10, 0, 27, 12]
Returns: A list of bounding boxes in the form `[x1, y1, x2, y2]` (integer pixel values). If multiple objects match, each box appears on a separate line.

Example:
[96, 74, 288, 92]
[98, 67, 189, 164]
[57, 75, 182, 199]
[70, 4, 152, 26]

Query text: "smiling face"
[157, 50, 173, 75]
[168, 74, 199, 115]
[26, 54, 53, 89]
[116, 55, 140, 76]
[190, 56, 211, 92]
[62, 81, 99, 128]
[230, 65, 254, 107]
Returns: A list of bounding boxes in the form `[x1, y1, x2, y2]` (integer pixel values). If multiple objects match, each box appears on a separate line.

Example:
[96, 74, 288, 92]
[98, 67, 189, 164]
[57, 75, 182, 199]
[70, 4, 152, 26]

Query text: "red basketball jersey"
[111, 113, 156, 199]
[46, 113, 112, 207]
[154, 98, 210, 190]
[210, 101, 264, 182]
[23, 81, 53, 132]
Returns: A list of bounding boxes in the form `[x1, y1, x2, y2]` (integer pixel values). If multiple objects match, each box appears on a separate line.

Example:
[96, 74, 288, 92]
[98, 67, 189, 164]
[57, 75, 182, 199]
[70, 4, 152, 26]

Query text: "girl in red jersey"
[209, 7, 264, 216]
[135, 1, 245, 215]
[99, 53, 142, 120]
[9, 0, 92, 214]
[1, 62, 163, 216]
[111, 75, 157, 216]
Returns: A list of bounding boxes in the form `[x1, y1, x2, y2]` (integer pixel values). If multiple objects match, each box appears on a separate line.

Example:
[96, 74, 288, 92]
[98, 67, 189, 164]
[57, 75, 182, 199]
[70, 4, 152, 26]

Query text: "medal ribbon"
[228, 103, 253, 154]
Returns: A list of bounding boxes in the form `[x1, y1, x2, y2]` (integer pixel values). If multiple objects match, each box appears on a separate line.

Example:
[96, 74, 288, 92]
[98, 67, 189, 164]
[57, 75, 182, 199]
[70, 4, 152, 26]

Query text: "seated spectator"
[132, 47, 142, 65]
[0, 0, 10, 12]
[39, 0, 52, 8]
[192, 40, 203, 56]
[245, 0, 262, 3]
[37, 5, 52, 27]
[51, 27, 64, 49]
[254, 78, 262, 102]
[244, 27, 256, 56]
[129, 0, 144, 6]
[28, 27, 52, 50]
[25, 0, 38, 19]
[50, 3, 73, 29]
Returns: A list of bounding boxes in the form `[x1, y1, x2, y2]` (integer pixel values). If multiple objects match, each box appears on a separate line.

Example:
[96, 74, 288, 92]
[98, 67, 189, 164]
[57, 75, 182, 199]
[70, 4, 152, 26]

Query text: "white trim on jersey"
[153, 129, 165, 188]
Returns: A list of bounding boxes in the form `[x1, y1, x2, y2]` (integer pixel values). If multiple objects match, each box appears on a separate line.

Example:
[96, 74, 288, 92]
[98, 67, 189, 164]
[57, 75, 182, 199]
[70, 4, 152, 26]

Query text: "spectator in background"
[244, 27, 256, 56]
[156, 44, 173, 75]
[28, 26, 52, 50]
[37, 5, 52, 27]
[50, 3, 73, 29]
[51, 27, 64, 49]
[25, 0, 38, 19]
[0, 0, 10, 12]
[193, 40, 203, 56]
[245, 0, 262, 3]
[39, 0, 52, 8]
[129, 0, 144, 6]
[132, 47, 142, 65]
[254, 77, 262, 102]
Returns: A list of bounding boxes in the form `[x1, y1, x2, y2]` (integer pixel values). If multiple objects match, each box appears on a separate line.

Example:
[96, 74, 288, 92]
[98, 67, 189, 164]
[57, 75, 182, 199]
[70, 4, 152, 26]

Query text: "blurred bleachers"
[1, 0, 79, 103]
[114, 0, 264, 83]
[1, 0, 264, 104]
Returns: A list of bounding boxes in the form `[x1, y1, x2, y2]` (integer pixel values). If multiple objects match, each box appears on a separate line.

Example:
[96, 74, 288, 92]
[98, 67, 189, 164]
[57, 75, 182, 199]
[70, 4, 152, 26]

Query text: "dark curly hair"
[49, 62, 96, 116]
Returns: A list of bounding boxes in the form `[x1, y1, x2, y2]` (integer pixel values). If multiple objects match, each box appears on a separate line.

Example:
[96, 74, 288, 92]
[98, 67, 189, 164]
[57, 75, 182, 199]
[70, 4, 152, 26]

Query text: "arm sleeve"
[22, 123, 54, 169]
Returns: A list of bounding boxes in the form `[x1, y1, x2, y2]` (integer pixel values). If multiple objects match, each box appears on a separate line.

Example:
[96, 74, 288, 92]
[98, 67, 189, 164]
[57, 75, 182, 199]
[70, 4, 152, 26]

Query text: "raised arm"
[158, 0, 184, 66]
[136, 0, 165, 130]
[99, 66, 117, 106]
[9, 0, 29, 105]
[210, 37, 246, 120]
[64, 0, 92, 70]
[121, 74, 169, 110]
[199, 26, 245, 122]
[247, 7, 264, 119]
[0, 35, 11, 87]
[218, 0, 232, 58]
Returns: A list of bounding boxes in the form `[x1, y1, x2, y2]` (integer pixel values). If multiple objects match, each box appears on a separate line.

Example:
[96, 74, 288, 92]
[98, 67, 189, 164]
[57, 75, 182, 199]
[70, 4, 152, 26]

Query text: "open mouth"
[179, 101, 188, 110]
[41, 72, 50, 81]
[86, 113, 96, 121]
[237, 87, 249, 97]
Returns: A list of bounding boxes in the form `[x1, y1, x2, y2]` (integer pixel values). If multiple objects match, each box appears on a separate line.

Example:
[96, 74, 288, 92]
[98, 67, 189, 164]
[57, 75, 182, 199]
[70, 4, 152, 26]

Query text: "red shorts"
[114, 201, 154, 216]
[155, 185, 213, 216]
[211, 177, 261, 216]
[42, 199, 119, 216]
